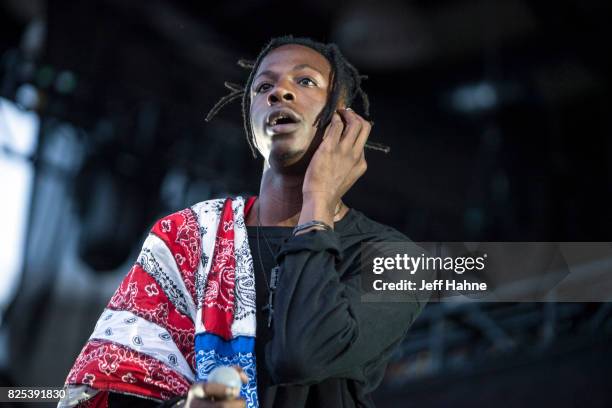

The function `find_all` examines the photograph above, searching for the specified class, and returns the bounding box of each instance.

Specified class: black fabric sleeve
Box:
[107,392,178,407]
[265,229,426,385]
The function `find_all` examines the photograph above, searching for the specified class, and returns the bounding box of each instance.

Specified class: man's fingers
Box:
[208,400,246,408]
[354,117,371,150]
[188,398,246,408]
[337,109,371,168]
[230,365,249,384]
[337,108,363,147]
[189,382,240,400]
[322,112,343,146]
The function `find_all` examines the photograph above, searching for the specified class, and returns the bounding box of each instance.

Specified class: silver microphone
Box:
[208,366,242,396]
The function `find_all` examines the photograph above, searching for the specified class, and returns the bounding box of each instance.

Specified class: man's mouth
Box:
[265,108,302,135]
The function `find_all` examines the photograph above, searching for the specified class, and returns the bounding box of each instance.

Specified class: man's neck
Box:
[251,168,305,227]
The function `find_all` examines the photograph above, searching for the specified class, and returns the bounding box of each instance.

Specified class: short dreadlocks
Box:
[205,35,389,157]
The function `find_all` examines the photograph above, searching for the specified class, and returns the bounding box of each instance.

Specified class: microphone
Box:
[208,366,243,392]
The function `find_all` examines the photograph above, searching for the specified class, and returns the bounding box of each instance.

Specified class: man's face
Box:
[250,44,333,169]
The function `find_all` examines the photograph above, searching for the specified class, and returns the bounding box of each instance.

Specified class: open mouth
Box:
[266,109,301,128]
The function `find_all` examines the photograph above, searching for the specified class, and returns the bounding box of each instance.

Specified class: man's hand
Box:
[183,367,248,408]
[299,108,371,226]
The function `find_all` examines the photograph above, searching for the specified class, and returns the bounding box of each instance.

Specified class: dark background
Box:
[1,0,611,407]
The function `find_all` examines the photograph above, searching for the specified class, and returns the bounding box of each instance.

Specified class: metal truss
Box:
[385,301,612,386]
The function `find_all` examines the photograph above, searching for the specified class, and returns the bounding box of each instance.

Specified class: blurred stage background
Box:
[1,0,611,406]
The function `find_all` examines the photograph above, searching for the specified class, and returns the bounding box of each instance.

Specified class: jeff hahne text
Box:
[371,253,488,292]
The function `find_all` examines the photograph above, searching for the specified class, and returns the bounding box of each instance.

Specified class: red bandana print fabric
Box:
[60,197,258,407]
[202,199,236,340]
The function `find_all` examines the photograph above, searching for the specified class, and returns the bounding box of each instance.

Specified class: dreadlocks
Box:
[205,35,389,157]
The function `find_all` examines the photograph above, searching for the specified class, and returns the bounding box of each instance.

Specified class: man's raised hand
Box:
[299,108,371,226]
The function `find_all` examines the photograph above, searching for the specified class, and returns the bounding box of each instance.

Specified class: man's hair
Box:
[205,36,374,157]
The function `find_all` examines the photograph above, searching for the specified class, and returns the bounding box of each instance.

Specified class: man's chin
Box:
[264,129,321,174]
[269,147,310,174]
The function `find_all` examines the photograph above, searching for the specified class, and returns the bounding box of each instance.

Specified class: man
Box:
[61,36,426,408]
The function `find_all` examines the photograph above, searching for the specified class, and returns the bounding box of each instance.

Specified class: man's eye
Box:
[298,78,317,86]
[255,83,272,93]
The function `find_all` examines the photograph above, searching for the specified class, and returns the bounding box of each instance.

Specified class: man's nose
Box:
[267,86,295,105]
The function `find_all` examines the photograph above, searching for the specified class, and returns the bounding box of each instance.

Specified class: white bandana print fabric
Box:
[191,197,257,338]
[60,196,260,407]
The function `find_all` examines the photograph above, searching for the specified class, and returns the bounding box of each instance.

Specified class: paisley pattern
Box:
[196,334,259,408]
[62,196,260,407]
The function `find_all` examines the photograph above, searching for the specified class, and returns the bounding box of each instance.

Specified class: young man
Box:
[61,36,426,408]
